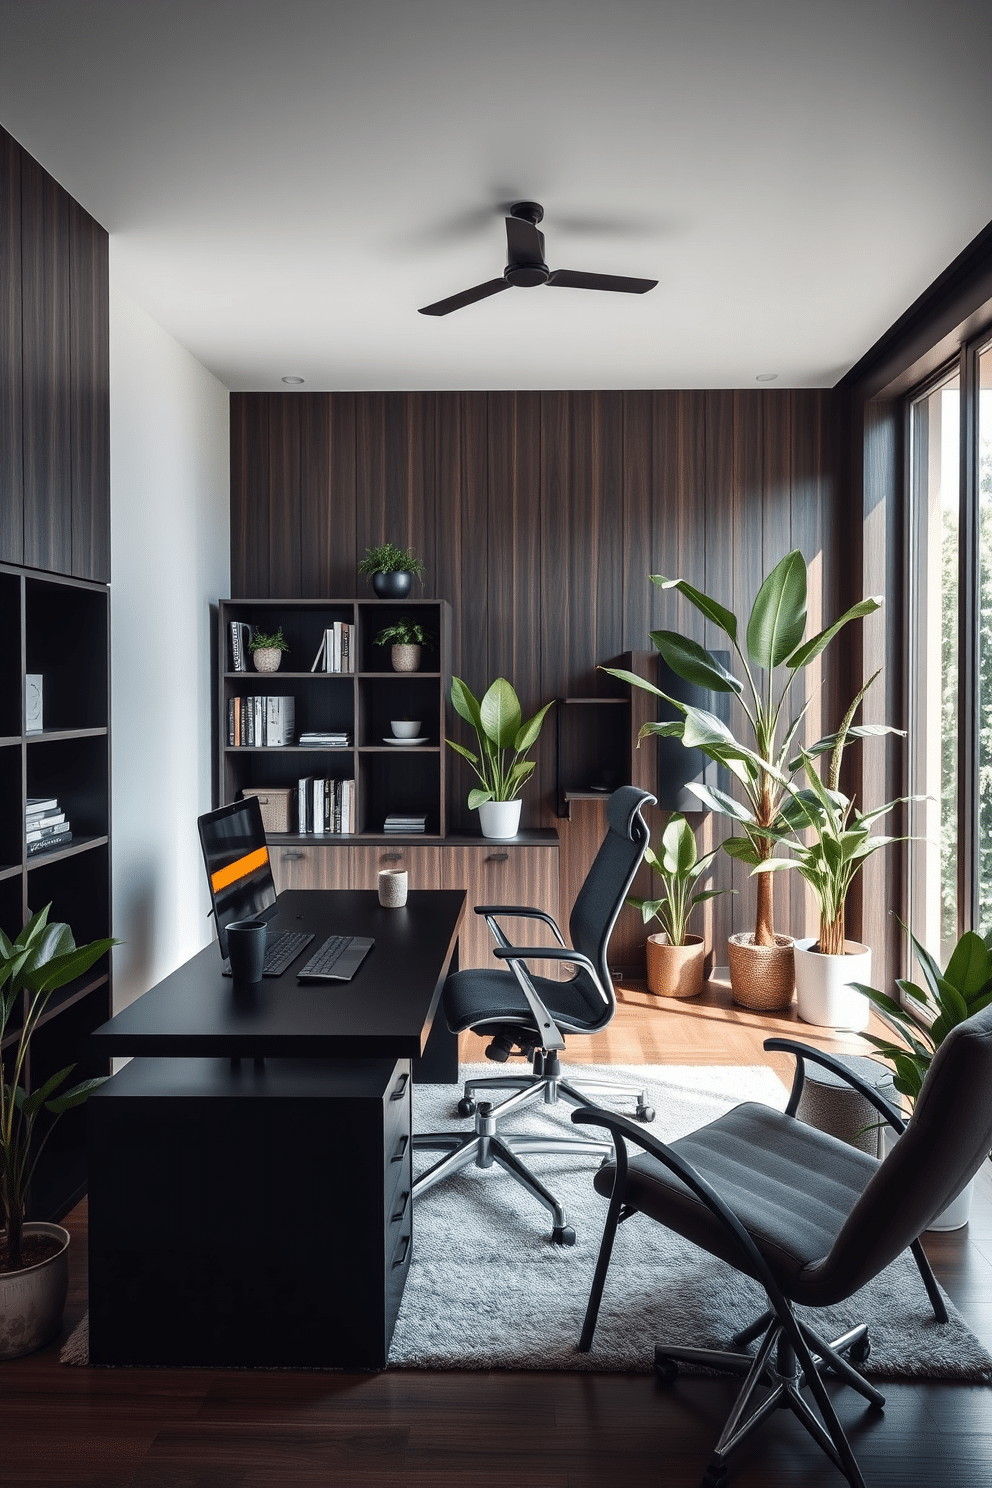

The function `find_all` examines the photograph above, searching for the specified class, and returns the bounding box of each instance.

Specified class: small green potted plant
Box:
[248,626,289,673]
[373,617,435,673]
[358,542,426,599]
[629,814,730,999]
[750,670,907,1029]
[1,905,116,1358]
[446,677,553,839]
[854,921,992,1228]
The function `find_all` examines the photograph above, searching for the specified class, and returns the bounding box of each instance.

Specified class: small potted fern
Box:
[249,627,289,673]
[358,543,426,599]
[373,617,435,673]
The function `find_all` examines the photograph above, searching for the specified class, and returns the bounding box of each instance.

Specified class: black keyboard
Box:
[297,933,374,983]
[224,930,314,978]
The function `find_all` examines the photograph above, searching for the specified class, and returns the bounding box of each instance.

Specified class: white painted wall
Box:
[110,281,229,1010]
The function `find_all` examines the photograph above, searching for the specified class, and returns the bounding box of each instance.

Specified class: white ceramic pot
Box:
[478,799,522,840]
[0,1222,70,1359]
[252,647,282,672]
[794,937,871,1030]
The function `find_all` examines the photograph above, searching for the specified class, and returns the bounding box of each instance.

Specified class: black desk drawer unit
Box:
[88,1055,412,1369]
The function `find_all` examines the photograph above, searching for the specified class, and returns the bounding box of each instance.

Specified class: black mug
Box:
[227,918,267,983]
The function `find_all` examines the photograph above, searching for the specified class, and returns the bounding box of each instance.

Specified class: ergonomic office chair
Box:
[573,1003,992,1488]
[413,785,656,1245]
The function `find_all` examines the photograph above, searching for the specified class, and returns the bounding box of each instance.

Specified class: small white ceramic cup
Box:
[378,868,408,908]
[390,720,421,738]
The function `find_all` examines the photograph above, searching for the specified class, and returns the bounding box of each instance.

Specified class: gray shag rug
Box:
[62,1064,992,1381]
[390,1062,992,1382]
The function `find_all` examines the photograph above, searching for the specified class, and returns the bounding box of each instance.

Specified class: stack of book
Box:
[227,696,295,747]
[26,797,72,856]
[383,813,427,835]
[297,777,356,834]
[298,731,350,747]
[310,623,354,674]
[229,621,251,671]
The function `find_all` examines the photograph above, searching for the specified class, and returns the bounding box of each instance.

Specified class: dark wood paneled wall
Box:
[0,125,109,582]
[231,388,845,964]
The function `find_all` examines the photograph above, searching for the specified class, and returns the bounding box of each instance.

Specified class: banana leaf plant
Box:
[629,813,732,947]
[446,676,554,807]
[1,906,117,1270]
[604,551,881,947]
[854,921,992,1106]
[750,670,910,954]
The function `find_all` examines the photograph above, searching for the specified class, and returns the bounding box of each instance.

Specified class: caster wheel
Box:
[850,1334,871,1365]
[701,1465,728,1488]
[635,1105,655,1123]
[551,1225,576,1246]
[456,1097,477,1118]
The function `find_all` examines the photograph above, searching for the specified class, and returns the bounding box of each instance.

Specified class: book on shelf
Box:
[310,634,326,671]
[298,731,350,746]
[25,808,65,828]
[296,777,356,834]
[227,696,296,747]
[25,797,59,816]
[229,621,251,672]
[27,829,72,855]
[26,816,69,841]
[383,813,427,834]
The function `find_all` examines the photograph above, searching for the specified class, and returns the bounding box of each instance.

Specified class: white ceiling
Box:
[1,0,990,392]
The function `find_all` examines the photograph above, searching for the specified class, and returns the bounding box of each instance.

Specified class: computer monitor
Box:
[198,797,278,960]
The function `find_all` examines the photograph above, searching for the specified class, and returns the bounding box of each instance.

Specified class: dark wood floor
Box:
[4,981,991,1488]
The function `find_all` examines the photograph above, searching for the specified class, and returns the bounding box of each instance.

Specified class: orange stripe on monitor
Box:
[210,846,269,894]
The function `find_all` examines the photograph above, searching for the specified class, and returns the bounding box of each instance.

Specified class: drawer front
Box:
[271,846,351,892]
[441,845,561,975]
[349,845,442,891]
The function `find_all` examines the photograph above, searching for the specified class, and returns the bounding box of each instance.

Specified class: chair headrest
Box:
[607,786,656,840]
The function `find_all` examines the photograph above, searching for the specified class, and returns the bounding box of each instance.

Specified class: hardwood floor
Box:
[4,982,991,1488]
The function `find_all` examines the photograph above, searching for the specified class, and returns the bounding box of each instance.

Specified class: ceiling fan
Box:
[418,201,657,316]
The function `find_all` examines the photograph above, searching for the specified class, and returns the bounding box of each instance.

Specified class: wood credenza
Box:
[270,832,561,972]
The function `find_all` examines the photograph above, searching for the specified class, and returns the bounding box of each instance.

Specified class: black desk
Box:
[87,889,465,1369]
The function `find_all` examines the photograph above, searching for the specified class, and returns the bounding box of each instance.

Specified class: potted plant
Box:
[752,671,905,1029]
[604,550,881,1010]
[446,677,553,839]
[855,922,992,1228]
[373,617,435,673]
[629,814,730,999]
[1,905,116,1358]
[248,626,289,673]
[358,542,426,600]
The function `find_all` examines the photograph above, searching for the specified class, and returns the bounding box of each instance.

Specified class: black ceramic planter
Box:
[372,571,413,599]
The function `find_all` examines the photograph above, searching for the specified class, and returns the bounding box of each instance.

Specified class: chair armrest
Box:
[475,904,567,946]
[763,1037,907,1135]
[492,946,610,1006]
[571,1106,790,1311]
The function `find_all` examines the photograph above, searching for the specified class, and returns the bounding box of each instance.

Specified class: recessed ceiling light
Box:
[755,373,778,383]
[282,375,305,385]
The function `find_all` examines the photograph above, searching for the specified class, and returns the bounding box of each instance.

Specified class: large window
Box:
[910,338,992,957]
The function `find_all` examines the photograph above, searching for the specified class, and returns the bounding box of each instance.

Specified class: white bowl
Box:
[390,720,421,738]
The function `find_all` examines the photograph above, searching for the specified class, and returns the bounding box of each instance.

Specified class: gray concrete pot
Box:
[0,1222,70,1358]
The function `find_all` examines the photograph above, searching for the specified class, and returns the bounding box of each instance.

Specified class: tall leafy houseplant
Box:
[630,814,727,947]
[606,551,881,951]
[755,671,906,953]
[1,907,116,1270]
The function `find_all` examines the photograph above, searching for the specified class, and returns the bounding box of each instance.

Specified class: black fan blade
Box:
[505,215,545,265]
[418,279,509,316]
[548,269,657,294]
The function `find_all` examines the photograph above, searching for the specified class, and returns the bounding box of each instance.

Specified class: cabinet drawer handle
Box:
[382,852,403,862]
[283,851,305,861]
[390,1072,410,1101]
[391,1190,410,1224]
[391,1233,411,1269]
[486,852,509,863]
[391,1134,409,1163]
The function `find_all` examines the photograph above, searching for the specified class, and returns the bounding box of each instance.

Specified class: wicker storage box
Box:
[241,786,294,834]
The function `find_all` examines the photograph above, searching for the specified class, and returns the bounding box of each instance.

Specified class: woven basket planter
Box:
[727,932,795,1011]
[646,933,705,999]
